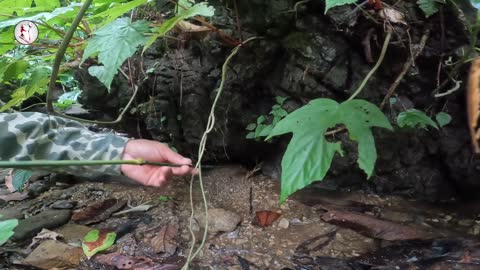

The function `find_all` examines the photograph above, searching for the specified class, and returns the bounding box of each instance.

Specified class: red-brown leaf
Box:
[145,224,178,255]
[72,199,126,225]
[253,210,281,227]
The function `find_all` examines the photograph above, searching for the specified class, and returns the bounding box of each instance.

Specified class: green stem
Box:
[0,160,187,169]
[348,27,392,100]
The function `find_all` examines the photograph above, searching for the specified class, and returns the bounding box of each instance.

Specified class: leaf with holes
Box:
[82,18,149,90]
[267,99,392,203]
[325,0,357,13]
[82,229,116,259]
[397,109,438,130]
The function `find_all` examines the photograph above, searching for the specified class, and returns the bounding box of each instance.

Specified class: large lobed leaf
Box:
[82,18,149,90]
[267,99,392,203]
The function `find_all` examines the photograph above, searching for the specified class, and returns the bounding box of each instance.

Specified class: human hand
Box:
[120,139,194,187]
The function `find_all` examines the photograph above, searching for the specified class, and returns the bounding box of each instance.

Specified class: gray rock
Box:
[195,208,241,234]
[50,200,75,209]
[12,209,71,240]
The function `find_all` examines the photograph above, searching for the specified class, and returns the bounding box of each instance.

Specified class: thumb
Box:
[162,147,192,165]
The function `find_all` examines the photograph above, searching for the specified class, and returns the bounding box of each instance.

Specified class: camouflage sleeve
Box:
[0,112,130,177]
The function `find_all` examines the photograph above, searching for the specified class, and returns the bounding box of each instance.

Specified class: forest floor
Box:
[2,165,480,269]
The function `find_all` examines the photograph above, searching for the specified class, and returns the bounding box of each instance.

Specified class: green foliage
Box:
[246,96,288,140]
[82,229,116,259]
[416,0,446,17]
[435,112,452,127]
[12,170,33,191]
[397,109,438,129]
[0,217,18,246]
[158,195,173,202]
[267,99,392,203]
[143,1,215,52]
[82,18,150,90]
[324,0,357,13]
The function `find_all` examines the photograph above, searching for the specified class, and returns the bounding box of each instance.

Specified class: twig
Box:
[348,27,392,100]
[379,27,430,109]
[0,159,189,169]
[232,0,243,41]
[434,80,462,97]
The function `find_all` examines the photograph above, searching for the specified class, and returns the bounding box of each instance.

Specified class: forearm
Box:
[0,112,129,177]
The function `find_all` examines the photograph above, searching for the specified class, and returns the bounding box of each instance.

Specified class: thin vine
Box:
[182,36,262,270]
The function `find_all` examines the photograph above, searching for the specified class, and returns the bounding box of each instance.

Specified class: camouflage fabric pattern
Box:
[0,112,130,177]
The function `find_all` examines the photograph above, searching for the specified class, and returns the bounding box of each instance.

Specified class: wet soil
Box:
[2,166,480,269]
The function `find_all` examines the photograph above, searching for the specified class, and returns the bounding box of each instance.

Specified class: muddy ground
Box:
[2,165,480,269]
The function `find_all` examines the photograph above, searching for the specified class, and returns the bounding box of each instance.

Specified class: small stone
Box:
[23,240,84,269]
[27,181,51,196]
[444,215,453,222]
[431,219,439,223]
[227,228,240,239]
[55,224,92,245]
[13,209,71,240]
[50,200,75,209]
[290,218,302,224]
[195,208,241,234]
[278,218,289,229]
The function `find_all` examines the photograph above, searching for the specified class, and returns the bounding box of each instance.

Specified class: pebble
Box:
[24,240,84,269]
[195,208,241,234]
[278,218,289,229]
[50,200,75,209]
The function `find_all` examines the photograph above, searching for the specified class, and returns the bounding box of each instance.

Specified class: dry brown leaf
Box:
[4,169,15,192]
[176,21,211,33]
[145,224,178,255]
[378,8,407,25]
[95,252,178,270]
[71,199,126,225]
[0,192,29,202]
[467,58,480,153]
[27,229,63,251]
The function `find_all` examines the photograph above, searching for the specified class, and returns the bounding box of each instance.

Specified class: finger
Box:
[172,165,193,176]
[160,146,192,165]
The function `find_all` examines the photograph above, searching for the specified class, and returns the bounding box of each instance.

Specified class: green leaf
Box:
[158,195,172,202]
[34,0,60,10]
[397,109,438,129]
[257,115,266,125]
[82,229,116,259]
[1,60,29,81]
[416,0,445,17]
[267,99,392,203]
[89,0,150,26]
[435,112,452,127]
[82,18,149,90]
[259,125,273,137]
[246,132,255,139]
[12,170,33,191]
[0,3,82,29]
[143,2,214,52]
[0,219,18,246]
[0,86,27,111]
[325,0,357,13]
[246,123,256,131]
[275,96,287,105]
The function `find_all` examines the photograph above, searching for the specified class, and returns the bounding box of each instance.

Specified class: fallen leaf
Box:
[176,20,211,32]
[145,224,178,255]
[24,240,85,269]
[378,7,407,25]
[321,210,431,241]
[95,252,178,270]
[27,228,63,251]
[82,228,116,259]
[112,204,153,216]
[253,210,281,228]
[5,169,15,192]
[0,192,29,202]
[72,199,126,225]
